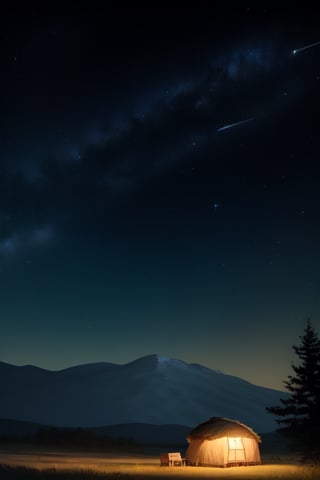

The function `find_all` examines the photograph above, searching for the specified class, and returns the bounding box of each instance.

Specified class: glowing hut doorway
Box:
[227,437,245,463]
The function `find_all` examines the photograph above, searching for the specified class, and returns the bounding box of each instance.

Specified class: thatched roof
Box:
[187,417,261,443]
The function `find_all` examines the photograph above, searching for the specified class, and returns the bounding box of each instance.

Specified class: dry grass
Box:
[0,449,319,479]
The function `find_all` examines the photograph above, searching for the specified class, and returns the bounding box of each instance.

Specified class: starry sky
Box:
[1,4,320,390]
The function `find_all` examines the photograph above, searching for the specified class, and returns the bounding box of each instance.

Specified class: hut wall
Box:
[186,438,227,466]
[185,439,203,465]
[242,437,261,464]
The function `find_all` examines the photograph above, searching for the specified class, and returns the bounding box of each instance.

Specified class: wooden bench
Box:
[160,452,186,466]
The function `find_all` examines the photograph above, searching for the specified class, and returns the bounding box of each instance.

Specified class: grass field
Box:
[0,449,319,479]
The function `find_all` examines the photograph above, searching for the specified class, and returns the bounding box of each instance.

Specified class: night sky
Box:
[1,4,320,390]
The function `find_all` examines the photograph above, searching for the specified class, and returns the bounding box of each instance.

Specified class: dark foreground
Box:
[0,463,319,480]
[0,445,319,480]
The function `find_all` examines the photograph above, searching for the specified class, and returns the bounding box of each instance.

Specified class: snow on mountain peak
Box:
[155,354,187,368]
[156,354,171,363]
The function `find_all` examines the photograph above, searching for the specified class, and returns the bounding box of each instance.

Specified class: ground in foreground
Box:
[0,449,318,479]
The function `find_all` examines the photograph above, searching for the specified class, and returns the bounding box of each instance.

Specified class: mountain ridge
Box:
[0,354,285,432]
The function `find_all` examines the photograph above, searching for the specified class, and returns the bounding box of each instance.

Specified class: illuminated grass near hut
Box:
[0,451,319,479]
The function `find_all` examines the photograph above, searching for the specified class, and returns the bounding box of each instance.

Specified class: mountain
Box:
[0,355,285,432]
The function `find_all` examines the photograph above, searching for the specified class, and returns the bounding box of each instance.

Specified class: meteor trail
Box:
[292,40,320,55]
[216,117,256,132]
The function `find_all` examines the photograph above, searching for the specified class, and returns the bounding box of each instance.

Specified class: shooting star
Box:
[292,40,320,55]
[216,117,256,132]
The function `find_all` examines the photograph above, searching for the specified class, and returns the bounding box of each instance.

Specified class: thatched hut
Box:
[185,417,261,467]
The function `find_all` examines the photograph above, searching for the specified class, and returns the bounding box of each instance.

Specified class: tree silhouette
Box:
[266,319,320,463]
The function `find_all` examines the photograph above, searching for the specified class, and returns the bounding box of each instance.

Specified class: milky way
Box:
[1,5,320,390]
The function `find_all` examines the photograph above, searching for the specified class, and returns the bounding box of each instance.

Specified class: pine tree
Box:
[266,319,320,463]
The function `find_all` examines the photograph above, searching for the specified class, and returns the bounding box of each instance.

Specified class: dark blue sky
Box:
[1,4,320,389]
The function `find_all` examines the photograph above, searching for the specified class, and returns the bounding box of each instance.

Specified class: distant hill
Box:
[0,354,286,432]
[94,422,192,446]
[0,418,291,454]
[0,418,190,446]
[0,418,45,438]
